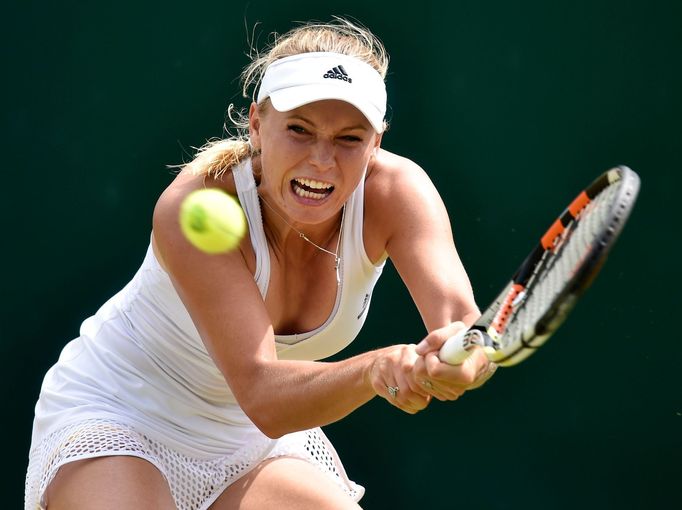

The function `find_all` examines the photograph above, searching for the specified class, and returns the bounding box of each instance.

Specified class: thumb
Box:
[415,322,467,355]
[415,334,437,355]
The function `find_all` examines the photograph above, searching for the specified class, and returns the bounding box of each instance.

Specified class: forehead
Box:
[268,99,372,130]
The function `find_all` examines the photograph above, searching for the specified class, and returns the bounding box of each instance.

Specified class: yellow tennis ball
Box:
[179,188,247,254]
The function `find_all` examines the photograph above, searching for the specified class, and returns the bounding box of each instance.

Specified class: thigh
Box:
[45,455,176,510]
[211,457,361,510]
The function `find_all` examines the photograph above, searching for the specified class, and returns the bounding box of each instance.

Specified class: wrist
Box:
[361,349,383,397]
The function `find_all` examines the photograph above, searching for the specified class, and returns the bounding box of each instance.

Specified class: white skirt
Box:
[24,418,364,510]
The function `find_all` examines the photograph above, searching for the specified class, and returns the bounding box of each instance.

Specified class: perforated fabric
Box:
[25,419,363,510]
[268,427,363,501]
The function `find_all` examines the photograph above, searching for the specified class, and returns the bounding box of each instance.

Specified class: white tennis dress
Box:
[25,159,387,510]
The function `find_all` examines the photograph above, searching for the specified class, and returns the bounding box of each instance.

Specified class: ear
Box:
[372,133,383,155]
[248,102,262,150]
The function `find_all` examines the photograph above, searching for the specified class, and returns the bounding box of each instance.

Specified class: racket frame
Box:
[440,166,640,367]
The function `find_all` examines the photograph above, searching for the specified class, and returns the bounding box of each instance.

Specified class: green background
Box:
[4,1,680,508]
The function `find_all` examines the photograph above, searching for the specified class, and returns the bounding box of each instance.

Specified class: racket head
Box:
[479,166,640,366]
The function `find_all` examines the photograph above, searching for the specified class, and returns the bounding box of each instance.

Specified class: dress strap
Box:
[232,158,270,298]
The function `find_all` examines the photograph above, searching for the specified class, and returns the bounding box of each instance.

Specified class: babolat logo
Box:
[323,65,352,83]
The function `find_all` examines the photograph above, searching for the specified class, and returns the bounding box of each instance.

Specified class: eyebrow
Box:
[286,114,369,132]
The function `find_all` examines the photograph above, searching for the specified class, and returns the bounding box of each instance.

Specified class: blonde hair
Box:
[184,17,389,179]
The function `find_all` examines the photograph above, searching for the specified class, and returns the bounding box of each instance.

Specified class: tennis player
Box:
[25,17,495,510]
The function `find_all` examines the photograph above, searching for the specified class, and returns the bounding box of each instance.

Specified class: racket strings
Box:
[500,181,620,353]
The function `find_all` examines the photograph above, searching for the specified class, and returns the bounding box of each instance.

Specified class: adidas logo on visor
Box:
[323,65,352,83]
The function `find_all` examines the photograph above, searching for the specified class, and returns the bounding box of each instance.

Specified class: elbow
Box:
[245,407,287,439]
[228,363,295,439]
[238,394,289,439]
[258,424,286,440]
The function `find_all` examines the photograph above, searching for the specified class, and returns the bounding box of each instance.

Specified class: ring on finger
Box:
[387,386,399,398]
[422,380,434,390]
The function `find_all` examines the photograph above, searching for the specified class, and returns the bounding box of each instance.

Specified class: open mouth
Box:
[291,178,334,200]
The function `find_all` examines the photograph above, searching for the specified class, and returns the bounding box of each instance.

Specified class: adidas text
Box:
[323,65,352,83]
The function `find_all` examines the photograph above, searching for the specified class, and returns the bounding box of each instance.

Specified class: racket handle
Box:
[438,329,485,365]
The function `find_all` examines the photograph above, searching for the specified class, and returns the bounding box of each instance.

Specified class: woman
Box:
[25,18,494,510]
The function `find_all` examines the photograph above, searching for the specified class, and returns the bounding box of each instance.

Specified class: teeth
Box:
[294,185,326,200]
[292,177,333,201]
[295,178,333,190]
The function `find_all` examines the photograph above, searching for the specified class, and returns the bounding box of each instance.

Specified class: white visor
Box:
[256,52,387,133]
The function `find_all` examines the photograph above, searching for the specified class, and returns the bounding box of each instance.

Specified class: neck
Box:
[259,194,338,241]
[258,195,345,284]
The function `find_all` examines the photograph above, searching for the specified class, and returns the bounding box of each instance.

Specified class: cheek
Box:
[262,130,304,162]
[258,144,308,194]
[352,137,379,163]
[339,145,374,172]
[338,153,371,190]
[259,135,291,172]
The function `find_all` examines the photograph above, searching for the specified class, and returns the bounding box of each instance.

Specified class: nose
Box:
[309,139,335,172]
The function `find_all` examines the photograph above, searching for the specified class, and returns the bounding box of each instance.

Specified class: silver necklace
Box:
[259,196,345,285]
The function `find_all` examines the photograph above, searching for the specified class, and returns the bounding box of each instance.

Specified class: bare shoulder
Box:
[365,149,432,196]
[154,169,238,225]
[149,167,278,404]
[365,149,443,216]
[363,149,446,262]
[152,168,245,271]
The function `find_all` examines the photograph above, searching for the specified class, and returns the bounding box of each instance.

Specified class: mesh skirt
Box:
[24,419,364,510]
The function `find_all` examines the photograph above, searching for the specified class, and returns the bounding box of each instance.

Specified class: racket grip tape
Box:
[438,329,485,365]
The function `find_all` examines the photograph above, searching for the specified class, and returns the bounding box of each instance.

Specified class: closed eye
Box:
[287,124,308,135]
[340,135,363,142]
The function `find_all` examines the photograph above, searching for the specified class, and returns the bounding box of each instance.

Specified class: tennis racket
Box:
[439,165,640,367]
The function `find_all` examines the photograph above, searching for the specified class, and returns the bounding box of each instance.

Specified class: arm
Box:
[365,151,493,398]
[152,174,428,438]
[365,151,480,330]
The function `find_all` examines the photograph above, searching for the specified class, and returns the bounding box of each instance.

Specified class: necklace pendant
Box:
[335,257,341,285]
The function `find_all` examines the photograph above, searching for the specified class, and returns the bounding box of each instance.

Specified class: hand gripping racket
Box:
[439,166,640,366]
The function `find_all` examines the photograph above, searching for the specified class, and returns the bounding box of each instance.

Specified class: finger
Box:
[394,373,430,413]
[415,321,467,355]
[405,376,431,399]
[386,387,424,414]
[468,362,498,390]
[424,348,487,386]
[411,357,448,401]
[423,352,473,386]
[414,379,452,402]
[384,382,400,401]
[401,392,430,413]
[420,351,482,401]
[415,356,465,401]
[401,346,431,399]
[408,348,457,403]
[427,376,467,401]
[465,347,494,383]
